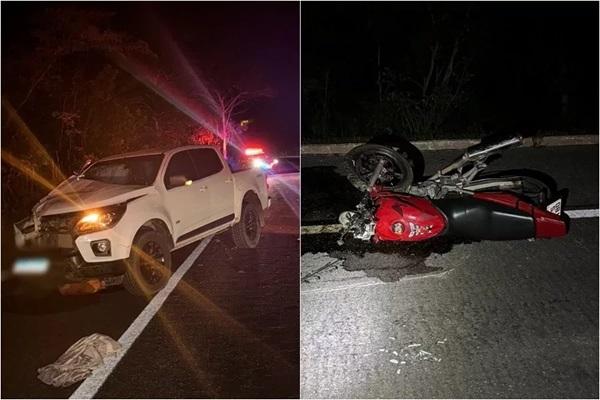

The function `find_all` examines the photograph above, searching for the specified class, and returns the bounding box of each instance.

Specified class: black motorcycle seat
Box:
[433,197,535,240]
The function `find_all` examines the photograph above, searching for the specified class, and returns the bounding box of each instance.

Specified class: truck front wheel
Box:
[123,230,172,298]
[232,197,263,249]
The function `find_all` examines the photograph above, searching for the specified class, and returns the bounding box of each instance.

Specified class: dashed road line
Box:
[70,236,213,399]
[565,208,599,218]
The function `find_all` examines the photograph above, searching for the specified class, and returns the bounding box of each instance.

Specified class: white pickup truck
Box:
[13,145,270,297]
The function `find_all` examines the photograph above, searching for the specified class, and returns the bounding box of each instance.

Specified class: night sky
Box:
[302,2,598,139]
[120,2,300,154]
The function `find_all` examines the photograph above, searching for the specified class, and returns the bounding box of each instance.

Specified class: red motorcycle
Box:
[338,135,568,245]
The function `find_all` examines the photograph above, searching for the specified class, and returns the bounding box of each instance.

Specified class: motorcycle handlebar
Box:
[465,135,523,159]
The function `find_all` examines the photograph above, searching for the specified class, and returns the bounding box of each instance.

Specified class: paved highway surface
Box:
[300,145,598,398]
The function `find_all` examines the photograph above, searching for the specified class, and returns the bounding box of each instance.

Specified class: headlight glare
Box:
[74,204,125,235]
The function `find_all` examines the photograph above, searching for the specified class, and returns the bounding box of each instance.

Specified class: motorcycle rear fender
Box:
[471,192,567,239]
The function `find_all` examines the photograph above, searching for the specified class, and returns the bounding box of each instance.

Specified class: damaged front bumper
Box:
[10,217,126,292]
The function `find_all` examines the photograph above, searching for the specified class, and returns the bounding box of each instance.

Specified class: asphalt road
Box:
[1,173,299,399]
[300,145,598,398]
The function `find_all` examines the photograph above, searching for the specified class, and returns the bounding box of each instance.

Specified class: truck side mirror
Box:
[168,175,188,188]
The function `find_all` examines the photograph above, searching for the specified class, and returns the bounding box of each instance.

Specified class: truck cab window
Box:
[188,148,224,179]
[164,151,198,189]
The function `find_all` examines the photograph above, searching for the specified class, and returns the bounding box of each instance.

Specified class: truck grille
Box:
[40,212,80,234]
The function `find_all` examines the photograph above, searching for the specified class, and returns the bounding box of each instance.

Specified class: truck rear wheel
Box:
[232,197,263,248]
[123,230,172,298]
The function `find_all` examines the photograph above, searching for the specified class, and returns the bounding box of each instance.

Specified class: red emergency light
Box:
[244,147,264,156]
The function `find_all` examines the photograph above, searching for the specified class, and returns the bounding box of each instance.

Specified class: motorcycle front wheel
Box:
[346,144,414,192]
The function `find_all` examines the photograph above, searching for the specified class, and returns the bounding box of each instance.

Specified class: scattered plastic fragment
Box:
[406,343,421,348]
[400,360,406,365]
[436,338,448,344]
[390,359,399,364]
[396,368,401,374]
[392,351,398,356]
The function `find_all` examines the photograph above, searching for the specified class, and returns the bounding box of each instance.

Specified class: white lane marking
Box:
[301,224,343,235]
[565,209,599,218]
[70,236,213,399]
[301,208,599,235]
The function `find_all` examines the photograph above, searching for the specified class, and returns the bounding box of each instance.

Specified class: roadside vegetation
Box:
[302,5,598,144]
[1,7,253,223]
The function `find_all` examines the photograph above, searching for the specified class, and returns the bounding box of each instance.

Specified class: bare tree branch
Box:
[423,42,439,97]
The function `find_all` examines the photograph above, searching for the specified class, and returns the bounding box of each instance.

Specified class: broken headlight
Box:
[74,203,127,235]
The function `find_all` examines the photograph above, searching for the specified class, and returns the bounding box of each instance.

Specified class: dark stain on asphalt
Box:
[302,233,456,282]
[338,252,443,282]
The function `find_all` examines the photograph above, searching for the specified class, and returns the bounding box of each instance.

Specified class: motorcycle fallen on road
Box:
[338,135,568,245]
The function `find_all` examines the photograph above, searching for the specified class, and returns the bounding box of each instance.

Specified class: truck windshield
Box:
[82,154,164,186]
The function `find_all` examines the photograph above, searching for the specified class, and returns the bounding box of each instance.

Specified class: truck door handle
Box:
[225,178,232,183]
[198,185,208,192]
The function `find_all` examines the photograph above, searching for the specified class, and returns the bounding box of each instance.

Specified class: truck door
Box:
[162,150,207,240]
[188,148,235,225]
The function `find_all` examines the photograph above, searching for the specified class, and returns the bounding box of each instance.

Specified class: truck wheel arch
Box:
[136,219,174,248]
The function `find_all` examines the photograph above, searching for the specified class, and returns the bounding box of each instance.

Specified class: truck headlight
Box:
[74,204,126,235]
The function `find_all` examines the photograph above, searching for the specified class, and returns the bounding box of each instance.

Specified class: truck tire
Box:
[232,196,263,248]
[123,230,172,298]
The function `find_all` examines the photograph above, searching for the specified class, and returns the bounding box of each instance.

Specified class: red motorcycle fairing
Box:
[472,192,567,238]
[371,189,567,243]
[372,192,446,242]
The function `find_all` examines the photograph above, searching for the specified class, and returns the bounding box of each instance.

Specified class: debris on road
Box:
[37,333,121,387]
[300,252,343,282]
[380,339,444,371]
[301,260,341,282]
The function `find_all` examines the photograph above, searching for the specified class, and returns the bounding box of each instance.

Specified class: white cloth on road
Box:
[37,333,121,387]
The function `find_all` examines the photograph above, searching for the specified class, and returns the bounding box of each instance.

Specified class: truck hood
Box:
[33,177,155,217]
